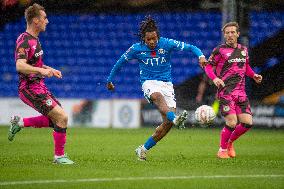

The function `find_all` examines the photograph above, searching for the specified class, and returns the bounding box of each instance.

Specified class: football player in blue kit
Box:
[107,16,207,161]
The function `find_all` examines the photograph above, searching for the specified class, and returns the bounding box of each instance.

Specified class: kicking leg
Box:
[135,93,175,161]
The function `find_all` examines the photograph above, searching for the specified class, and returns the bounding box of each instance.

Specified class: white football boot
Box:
[135,145,147,161]
[173,110,188,129]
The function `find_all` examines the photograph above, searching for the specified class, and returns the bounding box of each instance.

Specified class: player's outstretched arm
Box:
[107,45,136,91]
[107,49,133,90]
[16,59,53,77]
[167,39,205,64]
[43,65,62,79]
[198,55,207,68]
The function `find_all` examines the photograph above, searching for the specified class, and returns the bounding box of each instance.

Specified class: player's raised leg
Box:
[135,92,172,161]
[8,115,54,141]
[8,116,22,141]
[48,105,74,164]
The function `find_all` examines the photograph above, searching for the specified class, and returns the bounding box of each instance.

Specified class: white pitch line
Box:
[0,175,283,186]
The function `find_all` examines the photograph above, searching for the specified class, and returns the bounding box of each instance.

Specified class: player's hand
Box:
[39,68,53,78]
[198,56,207,68]
[107,82,115,91]
[51,69,62,79]
[213,77,225,88]
[253,74,262,84]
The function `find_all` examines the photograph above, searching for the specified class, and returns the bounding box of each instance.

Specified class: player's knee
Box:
[56,113,68,128]
[226,120,238,128]
[245,119,253,126]
[151,92,163,102]
[61,114,68,126]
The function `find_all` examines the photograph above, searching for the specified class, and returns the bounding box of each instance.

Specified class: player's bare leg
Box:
[48,105,74,164]
[135,93,173,161]
[151,92,187,128]
[152,107,175,141]
[237,113,253,125]
[135,93,187,161]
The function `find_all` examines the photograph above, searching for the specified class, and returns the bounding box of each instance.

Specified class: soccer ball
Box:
[195,105,216,124]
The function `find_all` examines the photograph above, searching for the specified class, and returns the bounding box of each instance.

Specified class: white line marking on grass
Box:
[0,175,283,186]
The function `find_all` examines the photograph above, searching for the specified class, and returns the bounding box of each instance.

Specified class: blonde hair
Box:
[24,3,45,25]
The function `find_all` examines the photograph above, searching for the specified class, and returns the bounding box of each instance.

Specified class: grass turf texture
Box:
[0,126,283,189]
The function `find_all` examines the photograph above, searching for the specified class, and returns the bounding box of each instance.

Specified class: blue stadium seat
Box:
[0,12,282,98]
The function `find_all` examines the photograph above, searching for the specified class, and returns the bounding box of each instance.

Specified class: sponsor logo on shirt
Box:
[228,58,246,64]
[35,50,43,57]
[141,57,167,66]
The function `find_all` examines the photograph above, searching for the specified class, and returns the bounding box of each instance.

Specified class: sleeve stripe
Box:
[181,42,185,50]
[123,54,128,61]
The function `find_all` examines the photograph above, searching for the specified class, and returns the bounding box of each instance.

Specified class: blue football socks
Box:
[144,136,157,150]
[166,111,176,122]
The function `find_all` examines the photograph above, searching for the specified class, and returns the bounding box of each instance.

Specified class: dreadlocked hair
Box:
[138,15,160,42]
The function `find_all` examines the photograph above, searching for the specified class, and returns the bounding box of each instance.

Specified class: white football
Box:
[195,105,216,124]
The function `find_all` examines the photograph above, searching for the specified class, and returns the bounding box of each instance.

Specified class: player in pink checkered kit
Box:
[9,3,74,164]
[203,22,262,158]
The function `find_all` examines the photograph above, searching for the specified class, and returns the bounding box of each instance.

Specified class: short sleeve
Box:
[15,39,30,60]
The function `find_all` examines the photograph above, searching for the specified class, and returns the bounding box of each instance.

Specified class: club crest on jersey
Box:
[223,105,230,112]
[46,99,52,106]
[158,48,165,54]
[241,50,246,56]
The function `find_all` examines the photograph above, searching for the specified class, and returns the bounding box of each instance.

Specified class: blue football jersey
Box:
[107,37,203,84]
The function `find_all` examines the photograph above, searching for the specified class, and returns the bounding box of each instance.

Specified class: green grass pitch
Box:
[0,126,283,189]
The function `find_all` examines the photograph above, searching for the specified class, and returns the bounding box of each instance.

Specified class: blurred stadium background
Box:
[0,0,283,128]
